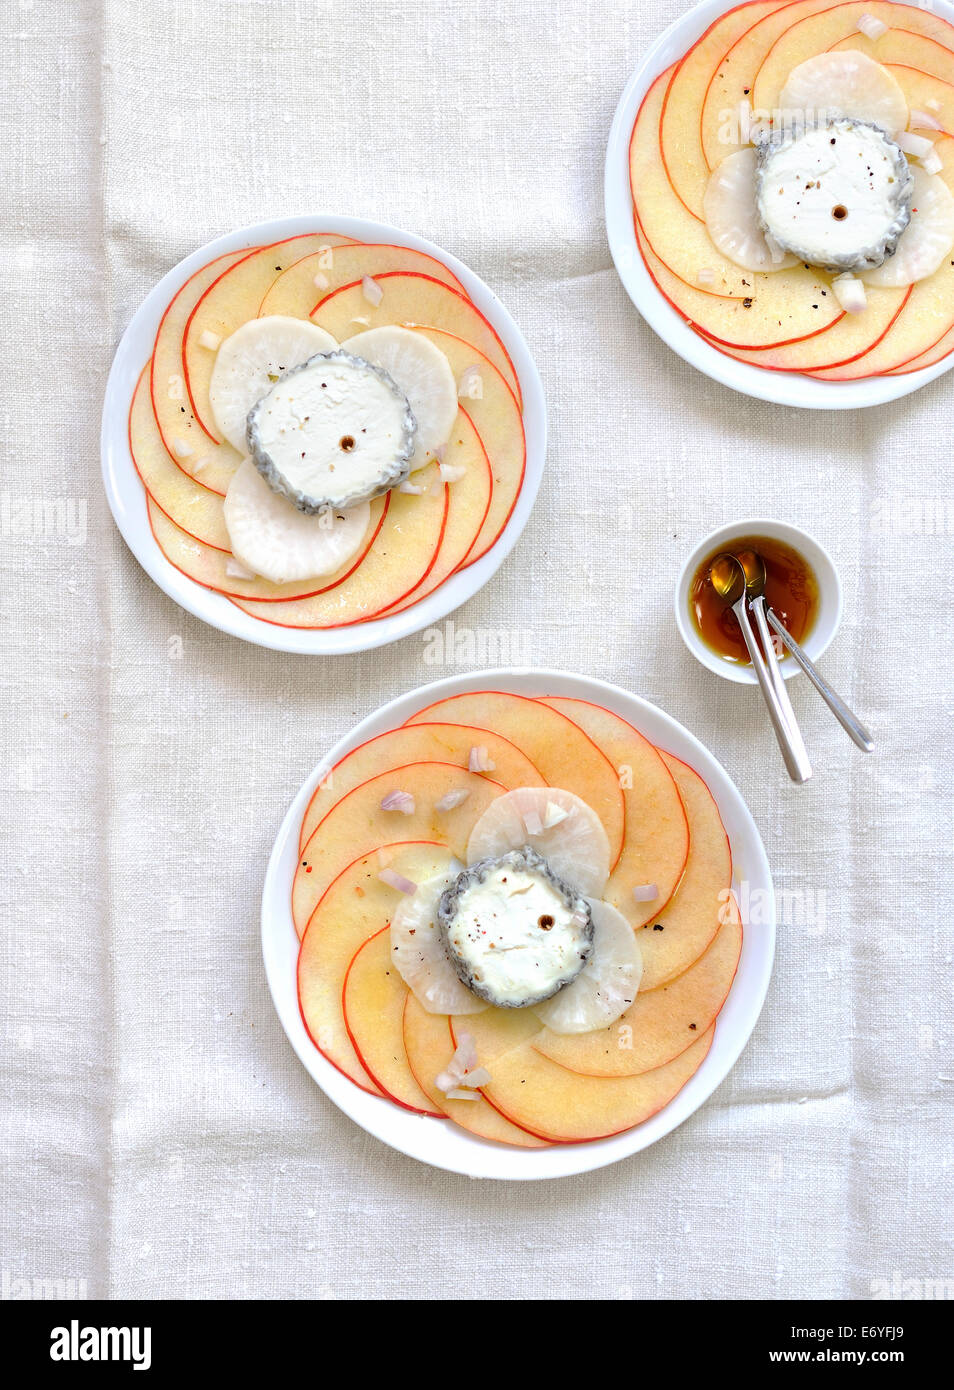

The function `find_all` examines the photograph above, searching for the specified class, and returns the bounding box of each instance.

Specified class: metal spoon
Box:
[735,547,813,768]
[709,553,813,784]
[764,608,874,753]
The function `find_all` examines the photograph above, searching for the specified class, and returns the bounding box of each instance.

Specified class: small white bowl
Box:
[604,0,954,409]
[675,519,843,686]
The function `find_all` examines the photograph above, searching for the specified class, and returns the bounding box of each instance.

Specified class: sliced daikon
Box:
[465,787,611,898]
[863,166,954,287]
[341,326,458,470]
[222,456,370,584]
[209,315,338,452]
[778,51,908,136]
[703,149,797,272]
[533,899,643,1035]
[389,870,489,1016]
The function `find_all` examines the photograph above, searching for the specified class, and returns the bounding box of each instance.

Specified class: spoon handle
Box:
[765,608,874,753]
[733,597,813,784]
[750,594,811,764]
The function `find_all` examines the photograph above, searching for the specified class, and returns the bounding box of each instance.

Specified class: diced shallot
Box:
[522,808,544,836]
[398,480,426,494]
[381,789,416,814]
[445,1088,480,1101]
[632,882,659,903]
[172,436,194,459]
[921,150,944,176]
[198,329,222,351]
[439,462,467,483]
[856,13,888,40]
[910,108,943,132]
[361,275,383,306]
[457,366,483,400]
[377,867,417,895]
[458,1066,492,1087]
[468,746,496,773]
[696,267,717,287]
[435,788,471,812]
[897,130,935,159]
[832,273,867,314]
[543,801,569,829]
[435,1034,480,1093]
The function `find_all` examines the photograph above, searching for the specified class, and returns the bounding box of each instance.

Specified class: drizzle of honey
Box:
[689,534,819,666]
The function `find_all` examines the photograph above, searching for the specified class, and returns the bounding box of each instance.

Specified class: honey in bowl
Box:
[689,534,819,666]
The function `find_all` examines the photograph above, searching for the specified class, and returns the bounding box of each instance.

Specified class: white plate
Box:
[101,216,546,653]
[604,0,954,409]
[262,669,775,1180]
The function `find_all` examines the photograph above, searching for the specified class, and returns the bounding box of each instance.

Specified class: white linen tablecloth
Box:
[1,0,951,1301]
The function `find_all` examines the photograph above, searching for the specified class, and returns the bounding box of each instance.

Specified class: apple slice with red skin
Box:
[660,0,790,220]
[454,1013,715,1143]
[402,995,550,1147]
[342,927,445,1116]
[298,841,452,1094]
[829,31,954,89]
[633,71,844,342]
[310,272,523,409]
[537,696,690,929]
[752,2,954,112]
[405,690,625,871]
[258,241,466,318]
[535,896,742,1077]
[146,492,387,603]
[298,722,545,853]
[229,471,448,628]
[293,762,506,938]
[149,246,251,498]
[405,328,526,568]
[636,753,732,992]
[181,233,356,441]
[129,364,231,550]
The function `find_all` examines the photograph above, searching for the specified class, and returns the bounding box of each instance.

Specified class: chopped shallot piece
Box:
[926,97,943,114]
[361,275,383,306]
[921,150,944,176]
[198,329,222,351]
[632,882,659,903]
[522,808,544,836]
[856,13,888,40]
[445,1088,481,1101]
[377,868,417,895]
[543,801,569,829]
[225,557,255,580]
[398,480,426,494]
[435,1034,481,1094]
[435,788,471,812]
[380,789,416,814]
[350,315,370,328]
[458,1066,492,1087]
[439,462,467,483]
[192,454,213,473]
[910,108,943,132]
[457,365,483,400]
[696,268,717,287]
[832,273,867,315]
[468,746,496,773]
[897,130,935,159]
[172,436,194,459]
[313,271,329,290]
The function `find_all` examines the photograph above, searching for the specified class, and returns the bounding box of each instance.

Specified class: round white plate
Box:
[262,668,775,1180]
[101,216,546,653]
[604,0,954,409]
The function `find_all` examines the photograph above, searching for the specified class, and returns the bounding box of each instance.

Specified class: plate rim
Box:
[100,214,547,653]
[603,0,954,410]
[261,667,776,1180]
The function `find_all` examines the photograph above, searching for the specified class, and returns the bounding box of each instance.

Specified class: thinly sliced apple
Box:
[258,241,466,317]
[146,493,386,602]
[537,697,690,928]
[470,1020,715,1143]
[298,841,451,1092]
[660,0,788,219]
[402,996,549,1147]
[229,475,447,627]
[182,233,355,441]
[753,2,954,113]
[149,246,251,497]
[408,328,526,566]
[342,927,445,1115]
[637,753,732,992]
[535,897,742,1077]
[311,272,523,408]
[405,691,626,870]
[830,32,954,91]
[298,722,545,852]
[886,64,954,133]
[293,763,505,937]
[368,409,492,620]
[633,71,844,340]
[129,364,231,550]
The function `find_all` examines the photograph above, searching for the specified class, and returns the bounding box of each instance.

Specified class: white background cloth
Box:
[1,0,951,1301]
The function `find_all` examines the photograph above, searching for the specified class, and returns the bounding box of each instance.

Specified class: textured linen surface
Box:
[1,0,951,1301]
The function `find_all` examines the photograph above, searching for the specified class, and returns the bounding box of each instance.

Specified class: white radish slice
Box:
[778,51,908,136]
[533,899,642,1035]
[862,167,954,287]
[703,149,797,272]
[465,787,611,898]
[209,315,337,451]
[222,457,369,584]
[390,870,488,1016]
[341,326,458,470]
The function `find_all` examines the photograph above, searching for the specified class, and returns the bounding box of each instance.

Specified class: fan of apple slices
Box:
[634,1,954,379]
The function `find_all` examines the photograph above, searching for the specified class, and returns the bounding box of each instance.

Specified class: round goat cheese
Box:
[438,847,594,1008]
[755,119,913,272]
